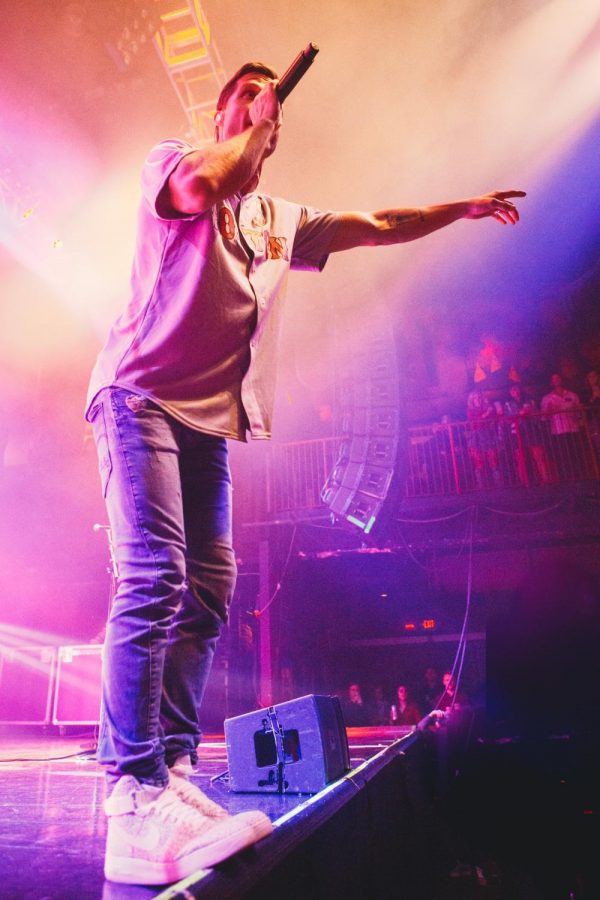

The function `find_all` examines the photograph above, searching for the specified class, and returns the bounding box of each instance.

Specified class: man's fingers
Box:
[251,80,282,126]
[501,205,518,224]
[492,198,520,224]
[467,190,525,222]
[492,209,515,225]
[495,190,527,199]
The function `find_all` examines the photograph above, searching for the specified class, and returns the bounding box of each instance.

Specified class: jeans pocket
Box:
[90,401,113,498]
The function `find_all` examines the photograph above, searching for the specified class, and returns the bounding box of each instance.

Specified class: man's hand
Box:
[464,190,526,224]
[249,80,282,131]
[165,79,282,215]
[249,80,282,161]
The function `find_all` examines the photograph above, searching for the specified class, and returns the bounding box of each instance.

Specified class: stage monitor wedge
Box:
[224,694,350,794]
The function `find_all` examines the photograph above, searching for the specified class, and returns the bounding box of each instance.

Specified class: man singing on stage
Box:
[86,58,524,885]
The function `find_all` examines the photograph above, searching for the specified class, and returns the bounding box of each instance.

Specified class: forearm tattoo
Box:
[384,209,426,228]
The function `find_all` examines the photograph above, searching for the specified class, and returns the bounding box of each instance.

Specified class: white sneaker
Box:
[168,769,229,820]
[104,775,271,885]
[169,762,273,841]
[170,753,196,777]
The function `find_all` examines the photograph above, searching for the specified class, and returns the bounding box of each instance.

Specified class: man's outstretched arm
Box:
[328,191,526,252]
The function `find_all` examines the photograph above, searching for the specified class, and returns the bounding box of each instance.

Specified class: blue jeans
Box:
[89,388,236,787]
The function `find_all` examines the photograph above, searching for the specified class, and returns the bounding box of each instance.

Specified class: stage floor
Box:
[0,726,416,900]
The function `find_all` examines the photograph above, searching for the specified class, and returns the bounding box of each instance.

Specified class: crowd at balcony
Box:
[406,370,600,497]
[235,366,600,519]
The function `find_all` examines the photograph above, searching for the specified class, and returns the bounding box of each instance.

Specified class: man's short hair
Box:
[216,61,279,113]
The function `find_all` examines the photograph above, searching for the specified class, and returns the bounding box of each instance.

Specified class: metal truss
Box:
[152,0,226,143]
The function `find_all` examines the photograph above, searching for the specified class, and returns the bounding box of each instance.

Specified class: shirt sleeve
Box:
[289,204,342,272]
[140,139,197,220]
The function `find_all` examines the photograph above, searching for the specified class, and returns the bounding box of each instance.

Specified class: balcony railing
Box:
[405,409,599,497]
[234,409,600,523]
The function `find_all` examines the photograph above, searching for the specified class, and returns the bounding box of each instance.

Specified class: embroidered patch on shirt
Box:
[240,229,289,260]
[218,206,237,240]
[240,227,266,254]
[267,235,289,260]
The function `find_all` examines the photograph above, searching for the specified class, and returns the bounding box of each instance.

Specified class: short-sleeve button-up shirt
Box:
[86,139,340,440]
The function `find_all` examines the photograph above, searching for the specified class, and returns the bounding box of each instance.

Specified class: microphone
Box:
[276,42,319,103]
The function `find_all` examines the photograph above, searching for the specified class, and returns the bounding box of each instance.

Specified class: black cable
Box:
[0,749,96,763]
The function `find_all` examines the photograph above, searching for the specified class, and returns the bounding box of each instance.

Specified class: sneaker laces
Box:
[169,771,228,818]
[141,787,209,830]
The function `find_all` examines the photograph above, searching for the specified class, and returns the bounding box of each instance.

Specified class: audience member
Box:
[586,369,600,408]
[390,683,421,726]
[502,383,550,485]
[340,682,372,727]
[585,369,600,462]
[438,672,469,713]
[466,388,503,489]
[541,373,583,479]
[419,665,444,713]
[371,684,392,726]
